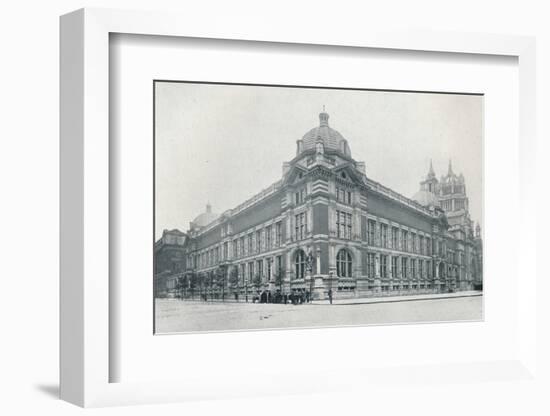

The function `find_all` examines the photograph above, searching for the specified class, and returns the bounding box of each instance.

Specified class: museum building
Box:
[155,111,483,300]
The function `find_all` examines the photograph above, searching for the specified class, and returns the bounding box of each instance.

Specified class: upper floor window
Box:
[336,187,352,204]
[402,230,408,252]
[256,230,262,253]
[380,223,388,248]
[391,227,399,249]
[266,225,272,250]
[275,222,282,246]
[295,212,307,240]
[336,210,352,239]
[295,188,307,205]
[367,219,376,245]
[247,233,253,254]
[411,232,417,253]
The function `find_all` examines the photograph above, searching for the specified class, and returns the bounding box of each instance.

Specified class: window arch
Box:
[336,249,353,278]
[295,250,306,279]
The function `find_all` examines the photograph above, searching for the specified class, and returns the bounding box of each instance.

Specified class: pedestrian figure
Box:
[328,289,333,305]
[305,290,310,303]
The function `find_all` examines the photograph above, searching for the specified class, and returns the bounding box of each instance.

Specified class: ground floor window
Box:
[337,249,353,277]
[295,250,306,279]
[380,254,388,278]
[367,253,375,277]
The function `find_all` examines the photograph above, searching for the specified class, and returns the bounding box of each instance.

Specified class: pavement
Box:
[155,292,483,333]
[311,290,483,306]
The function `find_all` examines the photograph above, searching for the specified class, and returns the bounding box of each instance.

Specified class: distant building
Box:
[154,229,188,297]
[157,111,483,300]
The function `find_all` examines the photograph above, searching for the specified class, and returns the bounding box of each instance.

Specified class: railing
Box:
[363,177,434,216]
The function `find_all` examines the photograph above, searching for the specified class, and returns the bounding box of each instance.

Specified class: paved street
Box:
[155,294,483,334]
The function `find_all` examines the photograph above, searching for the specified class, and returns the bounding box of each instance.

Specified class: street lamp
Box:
[328,271,334,304]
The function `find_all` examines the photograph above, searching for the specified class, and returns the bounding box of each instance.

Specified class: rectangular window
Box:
[392,227,399,249]
[427,260,432,279]
[402,257,408,279]
[240,237,245,257]
[247,233,253,254]
[266,225,272,250]
[380,223,388,248]
[248,262,254,282]
[411,259,416,278]
[367,220,376,245]
[336,210,352,239]
[267,258,272,280]
[402,230,408,252]
[223,242,228,260]
[295,212,307,240]
[367,253,375,278]
[411,233,416,253]
[295,188,306,205]
[336,187,353,204]
[256,230,262,253]
[257,260,263,281]
[275,222,282,246]
[380,255,388,278]
[419,259,424,278]
[419,236,424,255]
[391,256,398,278]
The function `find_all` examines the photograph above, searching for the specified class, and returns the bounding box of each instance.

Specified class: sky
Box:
[155,82,483,240]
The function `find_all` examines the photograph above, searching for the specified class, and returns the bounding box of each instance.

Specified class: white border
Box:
[60,8,537,407]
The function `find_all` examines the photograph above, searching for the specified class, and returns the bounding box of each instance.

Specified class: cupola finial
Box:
[319,108,329,127]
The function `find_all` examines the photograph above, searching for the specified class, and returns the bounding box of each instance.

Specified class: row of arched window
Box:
[294,249,353,279]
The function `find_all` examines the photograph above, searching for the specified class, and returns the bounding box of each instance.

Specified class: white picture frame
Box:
[60,7,537,407]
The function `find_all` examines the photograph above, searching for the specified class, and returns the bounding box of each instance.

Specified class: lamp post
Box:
[306,250,314,302]
[328,271,334,305]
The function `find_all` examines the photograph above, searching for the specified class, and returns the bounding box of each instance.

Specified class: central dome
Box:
[298,112,351,157]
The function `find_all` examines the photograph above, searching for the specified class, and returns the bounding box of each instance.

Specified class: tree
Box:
[197,272,206,300]
[228,267,240,300]
[252,272,262,295]
[188,271,197,300]
[216,266,227,301]
[175,274,187,299]
[274,267,284,292]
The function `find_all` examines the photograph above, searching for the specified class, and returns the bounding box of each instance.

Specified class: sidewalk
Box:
[310,290,482,306]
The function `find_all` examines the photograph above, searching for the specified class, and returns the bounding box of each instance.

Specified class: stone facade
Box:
[157,111,483,300]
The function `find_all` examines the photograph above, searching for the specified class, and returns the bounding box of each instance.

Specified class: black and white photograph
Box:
[153,81,484,334]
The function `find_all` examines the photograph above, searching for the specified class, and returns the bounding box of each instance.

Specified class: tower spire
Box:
[428,159,435,178]
[448,159,454,176]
